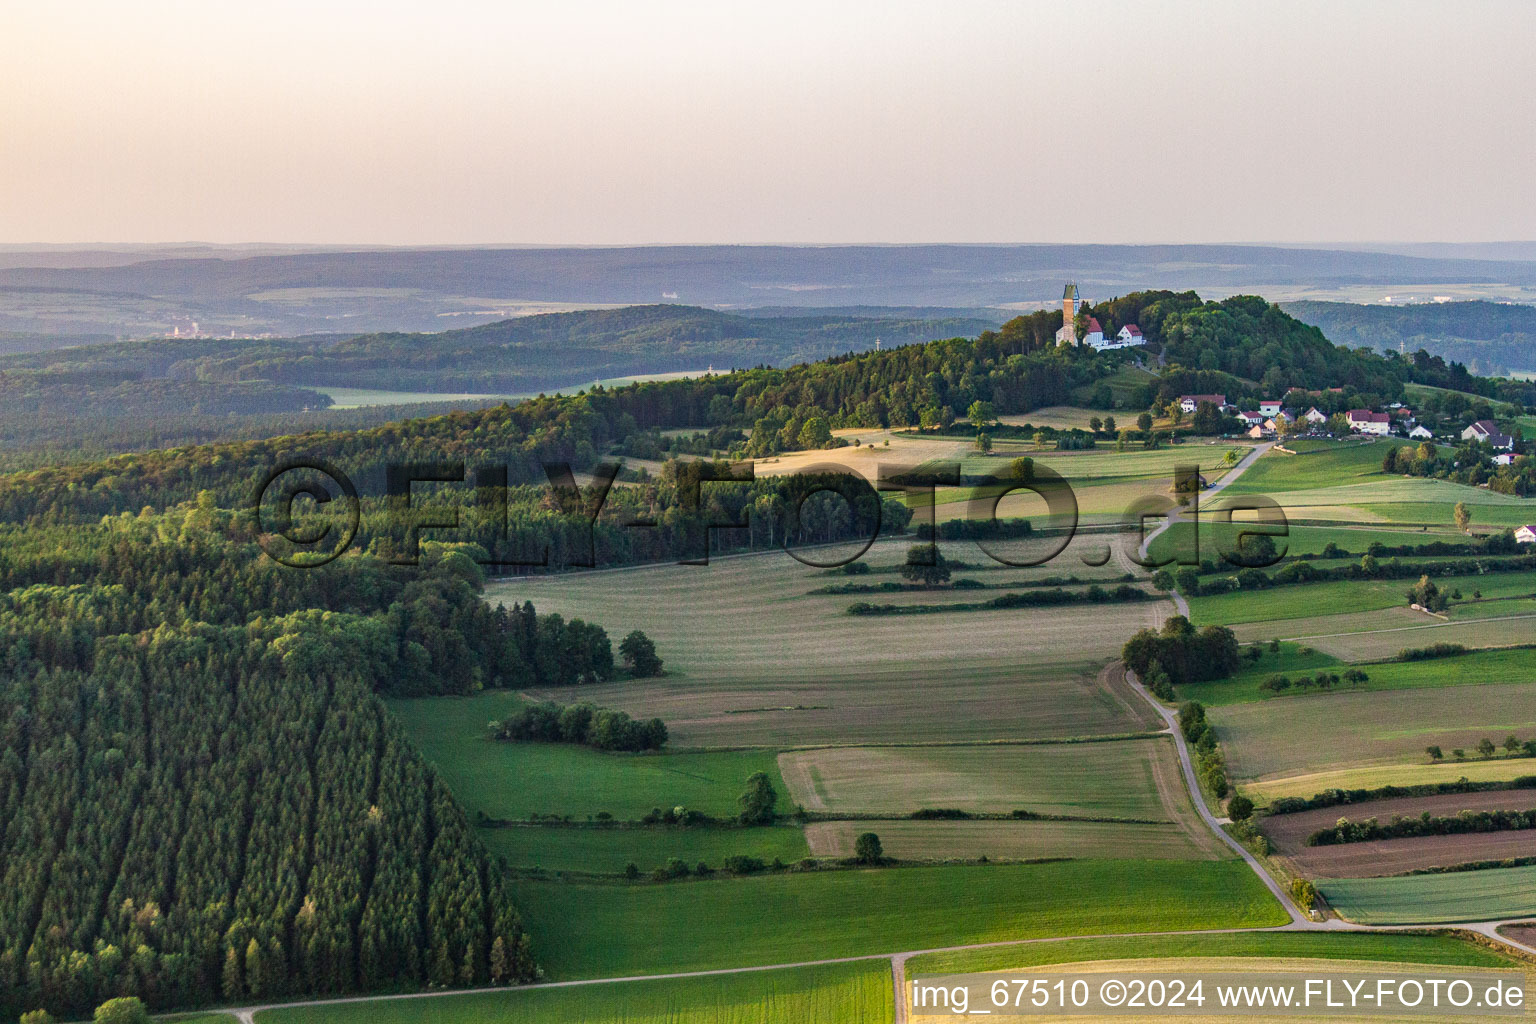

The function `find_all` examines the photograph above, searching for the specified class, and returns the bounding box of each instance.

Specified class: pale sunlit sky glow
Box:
[2,0,1534,244]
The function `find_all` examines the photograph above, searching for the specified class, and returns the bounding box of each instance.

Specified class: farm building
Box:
[1515,525,1536,545]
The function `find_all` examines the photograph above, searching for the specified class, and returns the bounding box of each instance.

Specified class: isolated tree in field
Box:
[899,544,951,587]
[1089,416,1103,433]
[1103,415,1116,433]
[1033,430,1049,450]
[967,400,995,431]
[1478,737,1497,759]
[1406,574,1446,611]
[1505,735,1522,755]
[798,416,833,449]
[739,771,778,825]
[93,1000,149,1024]
[619,630,663,677]
[975,432,992,453]
[854,832,884,864]
[1009,456,1034,481]
[1137,411,1154,432]
[1116,429,1131,452]
[1453,748,1466,761]
[1454,501,1472,533]
[1425,745,1443,762]
[1227,793,1254,821]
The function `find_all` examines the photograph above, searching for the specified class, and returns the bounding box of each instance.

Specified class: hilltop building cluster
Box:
[1054,283,1147,351]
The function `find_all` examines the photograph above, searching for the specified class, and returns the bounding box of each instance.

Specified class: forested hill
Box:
[1284,300,1536,377]
[0,304,999,393]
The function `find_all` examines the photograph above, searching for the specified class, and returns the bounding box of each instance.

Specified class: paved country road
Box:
[227,440,1536,1024]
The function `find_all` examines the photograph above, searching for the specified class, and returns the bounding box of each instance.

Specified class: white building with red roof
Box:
[1346,409,1390,435]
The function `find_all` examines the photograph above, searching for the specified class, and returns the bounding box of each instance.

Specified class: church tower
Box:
[1056,282,1079,346]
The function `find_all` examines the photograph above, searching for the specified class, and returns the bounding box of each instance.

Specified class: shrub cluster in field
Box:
[1424,736,1536,764]
[1124,616,1241,688]
[851,582,1148,616]
[1308,807,1536,847]
[488,701,668,752]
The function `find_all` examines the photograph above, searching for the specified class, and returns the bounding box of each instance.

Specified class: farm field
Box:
[1319,865,1536,924]
[1286,830,1536,879]
[1246,760,1536,808]
[804,817,1221,861]
[905,929,1521,975]
[1228,607,1536,661]
[255,961,892,1024]
[1220,438,1412,494]
[387,693,790,820]
[1186,571,1535,627]
[1263,790,1536,854]
[488,543,1166,747]
[481,823,811,875]
[1145,520,1465,566]
[509,860,1285,979]
[777,739,1182,818]
[1209,680,1536,780]
[1178,646,1536,706]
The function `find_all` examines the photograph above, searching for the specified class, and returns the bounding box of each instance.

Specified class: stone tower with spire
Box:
[1055,282,1080,346]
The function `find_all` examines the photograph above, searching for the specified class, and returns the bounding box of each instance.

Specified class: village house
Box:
[1461,420,1515,450]
[1237,410,1265,428]
[1258,400,1283,417]
[1409,424,1434,440]
[1493,453,1517,466]
[1345,409,1391,435]
[1179,393,1229,414]
[1303,407,1328,425]
[1515,525,1536,545]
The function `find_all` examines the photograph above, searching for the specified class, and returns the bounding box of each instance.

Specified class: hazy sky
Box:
[3,0,1534,244]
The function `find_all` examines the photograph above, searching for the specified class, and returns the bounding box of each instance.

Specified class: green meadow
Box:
[1186,571,1535,627]
[1177,646,1536,706]
[255,961,892,1024]
[1320,865,1536,925]
[387,693,790,821]
[510,860,1284,979]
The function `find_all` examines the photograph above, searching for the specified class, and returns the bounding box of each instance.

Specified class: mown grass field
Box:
[777,739,1181,818]
[906,929,1521,974]
[804,818,1221,861]
[255,961,892,1024]
[487,542,1165,747]
[509,860,1284,979]
[1147,520,1463,567]
[1178,646,1536,706]
[1209,680,1536,781]
[1221,438,1412,495]
[388,693,790,820]
[1319,865,1536,924]
[482,823,810,875]
[1228,606,1536,661]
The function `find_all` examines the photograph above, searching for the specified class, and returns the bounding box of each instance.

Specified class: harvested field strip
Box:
[1180,645,1536,706]
[1248,761,1536,808]
[1263,789,1536,854]
[1319,864,1536,924]
[777,739,1182,818]
[804,818,1223,861]
[1287,831,1536,879]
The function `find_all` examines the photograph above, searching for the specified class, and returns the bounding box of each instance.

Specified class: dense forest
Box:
[1285,299,1536,378]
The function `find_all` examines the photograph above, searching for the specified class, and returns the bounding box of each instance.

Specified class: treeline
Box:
[488,701,668,753]
[1178,701,1229,799]
[1266,776,1536,816]
[1308,807,1536,847]
[1382,442,1533,497]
